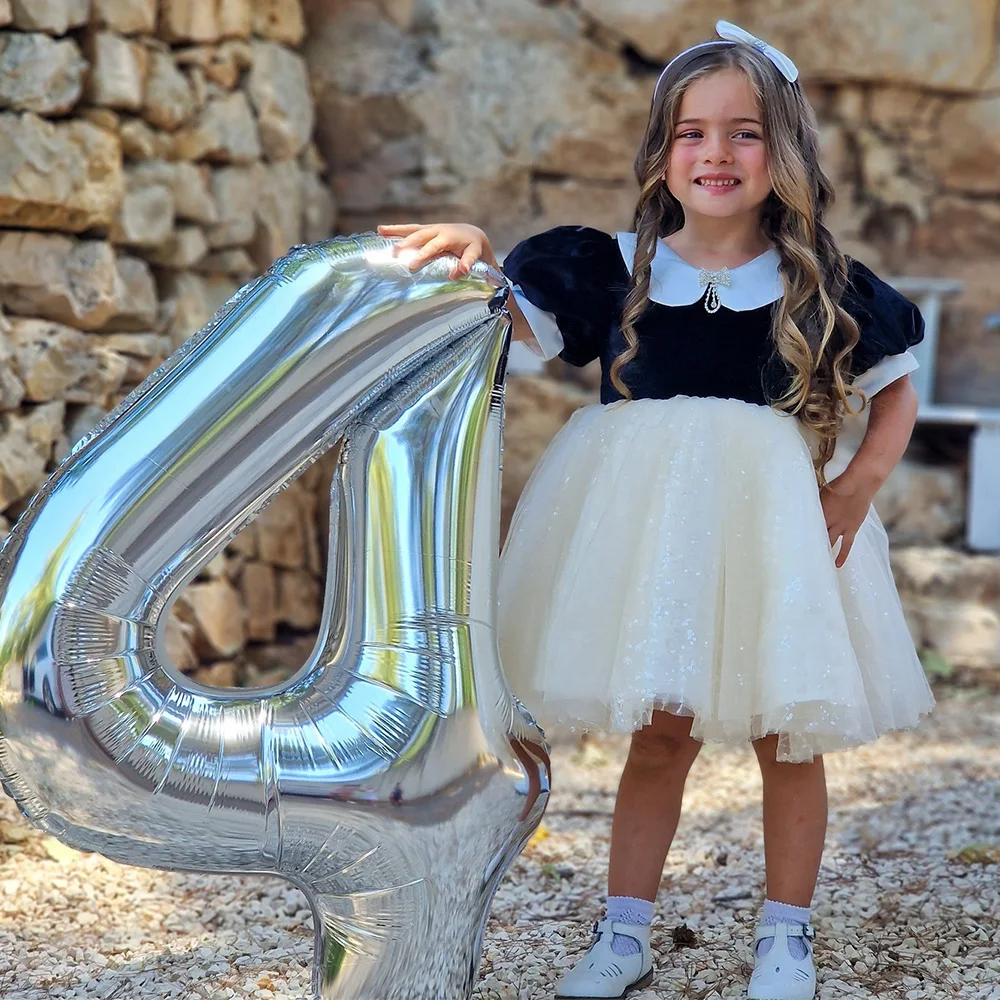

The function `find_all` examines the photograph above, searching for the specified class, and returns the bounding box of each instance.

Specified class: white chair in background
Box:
[888,276,1000,552]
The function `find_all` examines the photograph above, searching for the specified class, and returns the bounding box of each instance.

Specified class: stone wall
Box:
[0,0,337,688]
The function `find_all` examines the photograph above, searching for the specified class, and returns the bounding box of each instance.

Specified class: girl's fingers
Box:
[835,530,857,568]
[458,245,481,274]
[394,230,438,251]
[406,235,449,269]
[377,224,423,234]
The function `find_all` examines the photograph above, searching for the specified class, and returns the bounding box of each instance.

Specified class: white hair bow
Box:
[654,19,799,100]
[715,20,799,82]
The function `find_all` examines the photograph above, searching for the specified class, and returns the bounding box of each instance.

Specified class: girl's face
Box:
[663,68,773,223]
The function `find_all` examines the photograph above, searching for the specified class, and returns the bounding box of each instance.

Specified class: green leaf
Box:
[920,649,954,678]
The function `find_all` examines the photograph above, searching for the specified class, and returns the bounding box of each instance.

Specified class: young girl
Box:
[379,20,934,1000]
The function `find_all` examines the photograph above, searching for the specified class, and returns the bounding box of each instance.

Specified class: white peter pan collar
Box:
[614,231,785,311]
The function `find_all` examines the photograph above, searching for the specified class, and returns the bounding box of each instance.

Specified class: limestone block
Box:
[172,90,261,162]
[249,158,301,270]
[250,0,304,45]
[301,165,335,243]
[255,478,310,569]
[142,48,196,129]
[749,0,997,91]
[141,224,208,268]
[873,459,965,547]
[84,29,148,111]
[175,40,252,90]
[195,247,255,276]
[79,107,121,136]
[6,317,99,401]
[855,125,930,222]
[206,163,258,247]
[6,399,65,466]
[191,660,239,686]
[274,567,321,630]
[0,416,46,506]
[9,0,89,35]
[240,559,277,641]
[174,578,246,658]
[109,253,158,330]
[0,31,87,114]
[92,0,157,34]
[0,113,124,232]
[0,328,26,411]
[71,344,129,406]
[908,599,1000,672]
[246,39,312,161]
[917,95,1000,194]
[158,0,251,44]
[110,181,174,247]
[128,159,217,223]
[98,331,169,357]
[0,232,122,329]
[164,611,199,673]
[120,115,175,159]
[891,547,1000,605]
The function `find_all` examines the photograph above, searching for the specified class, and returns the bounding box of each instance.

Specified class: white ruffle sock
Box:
[605,895,655,957]
[756,898,811,959]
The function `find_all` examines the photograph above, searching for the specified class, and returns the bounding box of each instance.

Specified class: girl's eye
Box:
[676,131,761,140]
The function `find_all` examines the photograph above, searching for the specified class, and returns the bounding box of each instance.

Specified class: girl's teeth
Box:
[698,179,739,186]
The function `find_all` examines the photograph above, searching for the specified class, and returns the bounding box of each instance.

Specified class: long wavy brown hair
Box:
[610,41,863,487]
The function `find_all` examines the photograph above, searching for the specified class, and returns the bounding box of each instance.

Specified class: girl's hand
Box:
[376,223,493,280]
[819,470,878,569]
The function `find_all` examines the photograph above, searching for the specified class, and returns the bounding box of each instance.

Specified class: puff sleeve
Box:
[501,225,621,367]
[842,257,925,397]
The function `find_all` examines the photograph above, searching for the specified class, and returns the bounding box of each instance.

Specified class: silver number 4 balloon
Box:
[0,235,551,999]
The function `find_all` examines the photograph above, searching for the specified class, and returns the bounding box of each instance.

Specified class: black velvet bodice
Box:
[502,226,926,407]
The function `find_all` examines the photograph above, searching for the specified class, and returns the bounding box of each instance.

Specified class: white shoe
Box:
[554,918,654,998]
[746,921,817,1000]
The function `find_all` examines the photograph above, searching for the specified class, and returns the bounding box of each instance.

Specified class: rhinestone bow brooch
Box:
[698,266,731,313]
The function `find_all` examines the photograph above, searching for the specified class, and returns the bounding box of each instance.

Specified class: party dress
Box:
[496,226,935,762]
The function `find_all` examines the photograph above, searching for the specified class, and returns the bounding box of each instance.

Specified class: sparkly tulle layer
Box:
[496,395,935,763]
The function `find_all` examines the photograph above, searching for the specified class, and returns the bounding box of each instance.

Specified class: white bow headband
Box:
[654,20,799,101]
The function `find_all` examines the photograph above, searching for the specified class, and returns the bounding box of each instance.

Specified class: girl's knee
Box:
[629,712,702,768]
[753,735,824,770]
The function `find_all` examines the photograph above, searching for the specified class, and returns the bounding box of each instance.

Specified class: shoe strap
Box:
[755,921,816,941]
[592,917,649,947]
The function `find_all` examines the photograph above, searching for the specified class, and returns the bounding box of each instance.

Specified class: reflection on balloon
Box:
[0,235,551,999]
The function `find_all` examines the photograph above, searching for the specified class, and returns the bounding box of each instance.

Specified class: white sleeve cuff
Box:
[511,284,565,361]
[851,350,919,398]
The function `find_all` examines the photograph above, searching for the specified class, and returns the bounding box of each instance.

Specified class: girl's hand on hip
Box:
[376,223,493,280]
[820,472,877,569]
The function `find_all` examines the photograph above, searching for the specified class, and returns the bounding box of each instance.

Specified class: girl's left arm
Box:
[846,374,920,488]
[821,374,919,567]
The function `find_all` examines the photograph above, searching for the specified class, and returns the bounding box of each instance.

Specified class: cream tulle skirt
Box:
[496,395,935,762]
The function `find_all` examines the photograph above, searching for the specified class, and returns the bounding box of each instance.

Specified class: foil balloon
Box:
[0,235,551,999]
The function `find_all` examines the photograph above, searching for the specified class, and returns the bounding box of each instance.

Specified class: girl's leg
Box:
[608,710,704,901]
[751,735,828,906]
[553,714,700,995]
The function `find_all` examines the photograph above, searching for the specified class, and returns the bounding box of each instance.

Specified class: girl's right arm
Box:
[376,223,538,347]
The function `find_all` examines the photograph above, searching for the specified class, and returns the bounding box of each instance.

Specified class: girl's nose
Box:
[705,141,734,162]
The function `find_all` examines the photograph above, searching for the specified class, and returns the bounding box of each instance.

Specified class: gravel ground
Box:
[1,684,998,1000]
